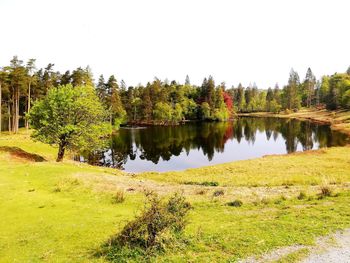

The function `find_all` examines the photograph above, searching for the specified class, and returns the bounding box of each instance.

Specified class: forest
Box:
[1,56,350,132]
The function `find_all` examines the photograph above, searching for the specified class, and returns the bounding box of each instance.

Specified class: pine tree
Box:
[303,67,316,107]
[283,69,301,110]
[107,75,125,126]
[25,59,37,129]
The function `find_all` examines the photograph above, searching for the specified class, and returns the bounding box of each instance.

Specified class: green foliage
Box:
[28,84,110,161]
[200,102,211,120]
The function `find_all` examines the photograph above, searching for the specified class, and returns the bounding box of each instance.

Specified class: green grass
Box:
[0,130,349,262]
[139,146,350,187]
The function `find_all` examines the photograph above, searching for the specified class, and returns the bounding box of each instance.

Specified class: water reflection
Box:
[84,117,349,172]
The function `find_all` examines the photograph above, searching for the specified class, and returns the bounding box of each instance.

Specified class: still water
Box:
[85,117,349,172]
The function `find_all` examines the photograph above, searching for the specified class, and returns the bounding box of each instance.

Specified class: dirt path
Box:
[301,229,350,263]
[239,229,350,263]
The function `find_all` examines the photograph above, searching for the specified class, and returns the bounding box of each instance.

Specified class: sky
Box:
[0,0,349,88]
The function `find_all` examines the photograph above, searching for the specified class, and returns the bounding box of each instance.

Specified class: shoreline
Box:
[237,108,350,136]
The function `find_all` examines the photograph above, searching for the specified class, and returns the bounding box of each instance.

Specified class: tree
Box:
[28,84,109,162]
[25,59,37,129]
[236,83,245,112]
[0,69,8,133]
[282,69,301,110]
[8,56,27,133]
[200,102,211,120]
[347,66,350,75]
[302,67,316,107]
[141,87,153,120]
[185,75,190,86]
[107,75,126,127]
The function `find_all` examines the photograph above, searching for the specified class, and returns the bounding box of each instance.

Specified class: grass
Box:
[0,129,349,262]
[139,146,350,187]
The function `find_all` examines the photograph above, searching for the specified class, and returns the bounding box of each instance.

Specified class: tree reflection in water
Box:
[84,117,349,171]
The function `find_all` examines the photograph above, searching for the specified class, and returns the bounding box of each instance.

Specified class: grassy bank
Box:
[237,108,350,136]
[1,130,350,262]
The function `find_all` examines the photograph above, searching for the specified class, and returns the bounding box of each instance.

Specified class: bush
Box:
[297,191,307,200]
[112,190,125,204]
[106,193,191,254]
[319,186,332,198]
[195,189,207,195]
[227,199,243,207]
[213,189,224,197]
[184,181,219,187]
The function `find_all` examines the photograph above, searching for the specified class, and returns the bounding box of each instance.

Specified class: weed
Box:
[297,191,307,200]
[213,189,224,197]
[319,186,332,199]
[195,189,207,195]
[112,190,125,204]
[184,181,219,187]
[227,200,243,207]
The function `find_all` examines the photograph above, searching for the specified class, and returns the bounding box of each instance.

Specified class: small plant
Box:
[184,181,219,187]
[112,190,125,204]
[213,189,224,197]
[227,199,243,207]
[319,186,332,198]
[195,189,207,195]
[297,191,307,200]
[261,197,270,205]
[274,195,286,204]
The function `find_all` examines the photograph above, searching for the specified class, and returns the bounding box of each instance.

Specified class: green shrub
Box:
[297,191,307,200]
[227,200,243,207]
[104,192,191,257]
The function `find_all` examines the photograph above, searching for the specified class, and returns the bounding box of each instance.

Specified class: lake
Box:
[84,117,350,172]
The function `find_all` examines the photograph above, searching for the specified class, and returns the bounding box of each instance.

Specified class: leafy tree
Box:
[200,102,211,120]
[28,84,110,162]
[153,102,172,122]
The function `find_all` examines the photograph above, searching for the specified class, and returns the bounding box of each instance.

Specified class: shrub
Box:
[261,197,270,205]
[213,189,224,197]
[105,192,191,255]
[227,199,243,207]
[319,186,332,198]
[195,189,207,195]
[112,190,125,204]
[297,191,307,200]
[183,181,219,187]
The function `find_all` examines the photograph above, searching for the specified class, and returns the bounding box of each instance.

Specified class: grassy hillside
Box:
[1,130,350,262]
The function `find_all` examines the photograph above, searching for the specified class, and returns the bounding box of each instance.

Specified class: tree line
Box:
[1,55,349,133]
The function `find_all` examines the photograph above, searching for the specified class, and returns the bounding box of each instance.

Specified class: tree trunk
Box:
[25,81,31,129]
[8,103,11,132]
[56,142,66,162]
[16,87,19,133]
[0,83,2,134]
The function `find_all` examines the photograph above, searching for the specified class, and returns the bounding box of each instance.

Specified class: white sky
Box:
[0,0,349,88]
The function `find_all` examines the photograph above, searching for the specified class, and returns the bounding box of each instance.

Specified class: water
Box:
[84,117,350,172]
